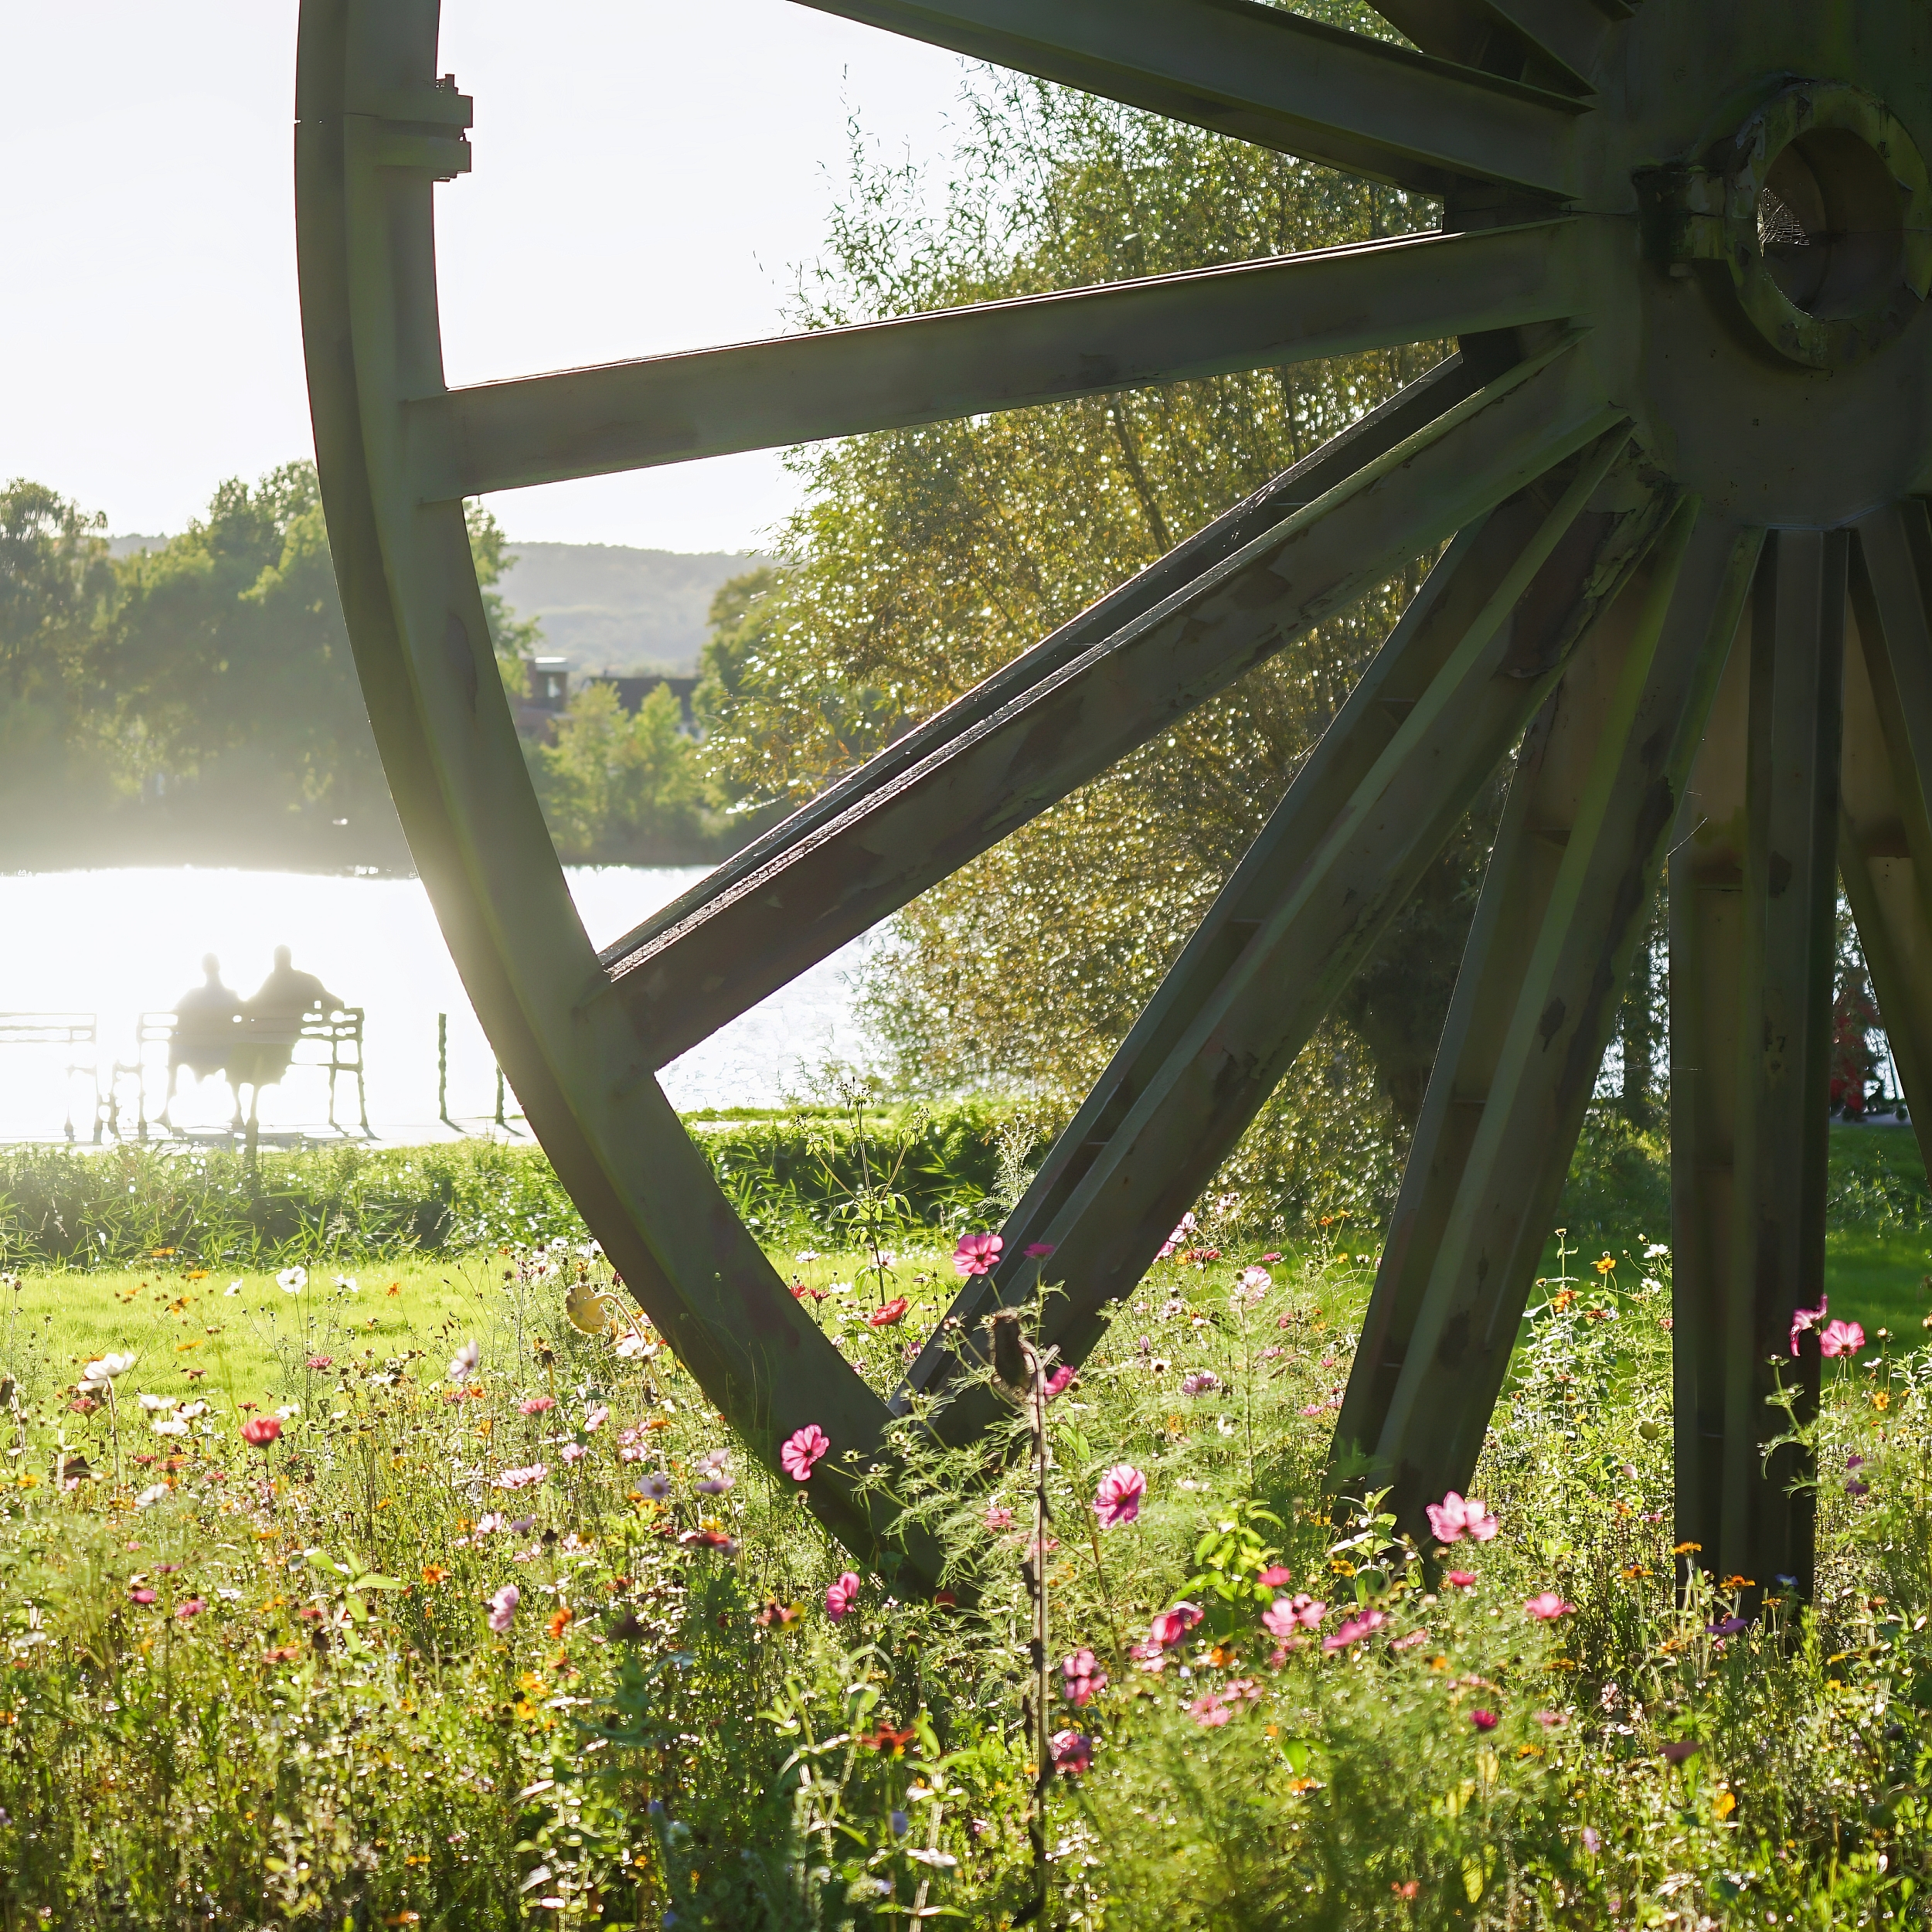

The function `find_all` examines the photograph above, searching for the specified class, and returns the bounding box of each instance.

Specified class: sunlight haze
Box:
[0,2,966,553]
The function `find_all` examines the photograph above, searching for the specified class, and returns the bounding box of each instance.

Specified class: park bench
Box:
[0,1013,107,1144]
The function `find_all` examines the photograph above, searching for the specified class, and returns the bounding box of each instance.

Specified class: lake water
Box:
[0,867,879,1143]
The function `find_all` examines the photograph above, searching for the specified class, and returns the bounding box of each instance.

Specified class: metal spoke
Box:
[900,428,1671,1437]
[1671,531,1842,1604]
[1341,511,1761,1533]
[409,223,1581,502]
[598,337,1618,1064]
[789,0,1581,198]
[1844,502,1932,1178]
[1368,0,1613,95]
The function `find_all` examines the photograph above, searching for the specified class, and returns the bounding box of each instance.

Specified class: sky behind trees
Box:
[0,1,964,553]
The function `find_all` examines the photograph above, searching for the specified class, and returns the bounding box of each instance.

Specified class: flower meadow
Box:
[0,1214,1927,1927]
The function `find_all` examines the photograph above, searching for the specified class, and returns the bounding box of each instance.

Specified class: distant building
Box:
[529,657,571,713]
[510,660,702,743]
[587,673,700,735]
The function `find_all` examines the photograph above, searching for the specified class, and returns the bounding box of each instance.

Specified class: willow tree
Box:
[703,67,1488,1221]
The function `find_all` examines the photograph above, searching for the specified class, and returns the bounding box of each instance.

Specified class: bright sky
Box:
[0,2,968,553]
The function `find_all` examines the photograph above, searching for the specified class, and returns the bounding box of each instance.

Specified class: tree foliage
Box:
[699,71,1489,1215]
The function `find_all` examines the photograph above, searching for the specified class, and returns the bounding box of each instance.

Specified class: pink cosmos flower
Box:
[1179,1371,1221,1397]
[1023,1243,1057,1259]
[1235,1266,1271,1298]
[1391,1630,1429,1651]
[560,1442,588,1464]
[1425,1491,1499,1544]
[304,1355,333,1370]
[1535,1709,1568,1729]
[1524,1591,1574,1621]
[952,1231,1003,1277]
[1156,1212,1199,1260]
[1043,1365,1074,1400]
[1189,1691,1234,1729]
[583,1404,610,1431]
[1093,1463,1146,1529]
[494,1464,548,1491]
[1061,1648,1107,1706]
[1049,1729,1093,1775]
[1818,1318,1866,1357]
[240,1417,281,1448]
[825,1571,862,1621]
[487,1584,519,1634]
[984,1504,1013,1532]
[175,1597,205,1621]
[129,1588,156,1606]
[1148,1602,1204,1650]
[1789,1294,1828,1355]
[867,1298,910,1328]
[1470,1709,1498,1731]
[1321,1608,1388,1652]
[1257,1565,1293,1588]
[1445,1570,1478,1589]
[1261,1594,1326,1638]
[781,1424,830,1481]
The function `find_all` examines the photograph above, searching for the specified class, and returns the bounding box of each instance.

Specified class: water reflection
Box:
[0,867,877,1141]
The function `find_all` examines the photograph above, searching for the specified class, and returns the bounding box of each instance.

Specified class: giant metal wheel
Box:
[296,0,1932,1603]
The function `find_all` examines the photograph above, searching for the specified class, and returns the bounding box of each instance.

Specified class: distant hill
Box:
[107,534,775,678]
[498,542,778,675]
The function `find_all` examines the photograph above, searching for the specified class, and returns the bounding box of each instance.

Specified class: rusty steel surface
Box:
[297,0,1932,1597]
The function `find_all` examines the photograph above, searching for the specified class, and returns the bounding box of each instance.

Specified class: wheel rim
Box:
[296,0,1932,1603]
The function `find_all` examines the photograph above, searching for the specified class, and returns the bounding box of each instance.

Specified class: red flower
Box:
[867,1298,910,1328]
[241,1417,281,1448]
[1471,1709,1498,1731]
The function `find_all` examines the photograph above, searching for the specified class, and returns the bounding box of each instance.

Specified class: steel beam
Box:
[597,340,1617,1063]
[901,431,1671,1439]
[1844,502,1932,1179]
[410,223,1585,502]
[1343,511,1760,1532]
[1672,532,1841,1604]
[787,0,1580,199]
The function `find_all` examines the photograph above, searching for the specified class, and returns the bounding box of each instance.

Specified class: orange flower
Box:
[546,1607,575,1640]
[1672,1542,1702,1556]
[420,1566,448,1585]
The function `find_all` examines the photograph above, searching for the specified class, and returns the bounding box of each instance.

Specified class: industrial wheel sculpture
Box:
[297,0,1932,1602]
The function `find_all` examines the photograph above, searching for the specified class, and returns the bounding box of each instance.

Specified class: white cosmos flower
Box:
[275,1403,301,1421]
[225,1281,243,1298]
[179,1400,210,1420]
[333,1274,359,1294]
[134,1484,169,1510]
[276,1267,308,1294]
[447,1338,481,1382]
[138,1393,176,1413]
[151,1417,189,1437]
[80,1352,136,1388]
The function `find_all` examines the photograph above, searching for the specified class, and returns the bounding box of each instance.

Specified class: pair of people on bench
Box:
[165,947,345,1130]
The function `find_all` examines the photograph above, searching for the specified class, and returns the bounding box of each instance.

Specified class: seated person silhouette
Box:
[161,954,243,1128]
[232,947,345,1128]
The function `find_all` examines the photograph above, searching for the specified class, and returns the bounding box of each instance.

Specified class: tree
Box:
[700,70,1483,1213]
[467,501,541,696]
[0,480,113,706]
[534,681,713,862]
